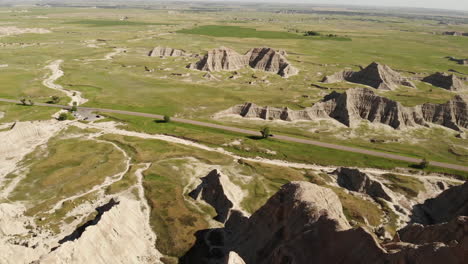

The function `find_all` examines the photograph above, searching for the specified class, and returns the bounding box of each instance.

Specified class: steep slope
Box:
[189,169,245,223]
[245,47,298,78]
[422,72,466,91]
[188,47,298,78]
[420,94,468,131]
[148,46,186,57]
[411,182,468,224]
[217,88,468,131]
[181,181,466,264]
[188,47,249,72]
[398,216,468,244]
[323,62,415,90]
[334,168,393,202]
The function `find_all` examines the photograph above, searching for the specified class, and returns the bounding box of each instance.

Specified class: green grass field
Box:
[0,6,466,181]
[177,25,350,40]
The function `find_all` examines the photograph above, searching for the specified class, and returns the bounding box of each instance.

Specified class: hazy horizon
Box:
[1,0,468,11]
[197,0,468,11]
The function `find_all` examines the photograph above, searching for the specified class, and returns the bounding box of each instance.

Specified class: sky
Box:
[208,0,468,11]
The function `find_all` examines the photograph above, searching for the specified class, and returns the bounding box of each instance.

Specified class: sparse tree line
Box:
[19,98,34,106]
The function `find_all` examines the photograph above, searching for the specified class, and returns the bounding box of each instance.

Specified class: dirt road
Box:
[1,98,466,172]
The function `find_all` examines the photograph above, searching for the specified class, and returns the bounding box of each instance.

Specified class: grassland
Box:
[382,173,426,198]
[97,132,399,261]
[7,129,126,233]
[100,113,468,179]
[177,25,350,40]
[1,6,466,170]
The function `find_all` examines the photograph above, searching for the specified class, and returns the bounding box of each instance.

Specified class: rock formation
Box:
[217,88,468,131]
[40,197,161,263]
[148,46,186,57]
[181,181,467,264]
[420,94,467,131]
[334,168,393,202]
[398,216,468,245]
[189,170,245,223]
[245,47,298,78]
[411,182,468,225]
[422,72,466,91]
[442,31,468,36]
[446,56,468,65]
[322,62,415,90]
[188,47,249,72]
[188,47,298,78]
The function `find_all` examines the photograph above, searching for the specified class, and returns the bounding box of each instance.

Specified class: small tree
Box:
[51,96,60,104]
[70,102,78,112]
[304,31,320,36]
[419,158,429,169]
[20,98,27,105]
[58,113,68,121]
[28,100,34,106]
[260,127,271,139]
[163,115,171,123]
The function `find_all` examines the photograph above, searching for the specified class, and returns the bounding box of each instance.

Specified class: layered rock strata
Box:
[188,47,298,78]
[334,168,393,201]
[149,46,186,57]
[322,62,415,90]
[422,72,466,91]
[217,88,468,131]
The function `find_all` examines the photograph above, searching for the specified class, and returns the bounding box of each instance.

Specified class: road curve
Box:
[1,98,467,173]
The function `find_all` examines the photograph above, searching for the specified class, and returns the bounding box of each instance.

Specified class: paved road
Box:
[1,98,467,172]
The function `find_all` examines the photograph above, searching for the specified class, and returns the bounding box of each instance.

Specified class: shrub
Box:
[260,127,271,139]
[58,113,68,121]
[304,31,320,36]
[419,158,429,169]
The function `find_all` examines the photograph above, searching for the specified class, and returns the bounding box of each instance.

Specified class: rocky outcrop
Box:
[245,47,298,78]
[411,182,468,225]
[446,56,468,65]
[188,47,249,72]
[323,62,415,90]
[39,197,161,263]
[148,46,186,57]
[422,72,466,91]
[188,47,298,78]
[181,181,467,264]
[189,170,244,223]
[421,94,468,131]
[442,31,468,36]
[335,168,393,202]
[217,88,468,131]
[398,216,468,245]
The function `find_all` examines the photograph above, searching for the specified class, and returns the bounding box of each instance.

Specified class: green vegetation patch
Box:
[382,173,425,198]
[9,136,126,217]
[64,20,174,27]
[178,25,349,40]
[331,187,383,227]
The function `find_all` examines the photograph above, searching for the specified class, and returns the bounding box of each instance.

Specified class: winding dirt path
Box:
[72,122,465,181]
[43,60,88,106]
[47,138,131,213]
